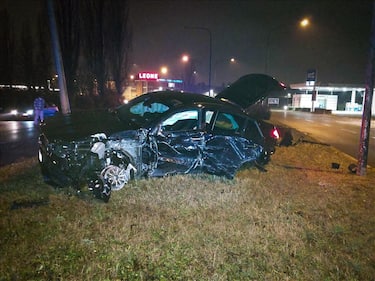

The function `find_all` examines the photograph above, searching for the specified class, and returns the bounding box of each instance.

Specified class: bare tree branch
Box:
[104,0,132,96]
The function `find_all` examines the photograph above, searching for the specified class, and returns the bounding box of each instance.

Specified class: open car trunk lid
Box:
[215,73,287,109]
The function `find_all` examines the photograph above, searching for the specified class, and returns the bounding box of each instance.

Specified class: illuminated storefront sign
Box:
[138,72,159,81]
[158,78,183,84]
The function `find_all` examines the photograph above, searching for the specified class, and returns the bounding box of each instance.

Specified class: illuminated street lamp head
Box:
[230,58,235,63]
[160,66,168,75]
[182,55,189,62]
[300,18,310,28]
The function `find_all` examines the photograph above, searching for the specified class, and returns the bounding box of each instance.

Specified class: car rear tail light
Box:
[271,127,280,139]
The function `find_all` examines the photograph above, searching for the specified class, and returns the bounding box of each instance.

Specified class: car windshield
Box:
[130,101,169,117]
[116,97,171,125]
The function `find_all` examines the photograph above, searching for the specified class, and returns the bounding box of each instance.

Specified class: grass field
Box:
[1,137,374,280]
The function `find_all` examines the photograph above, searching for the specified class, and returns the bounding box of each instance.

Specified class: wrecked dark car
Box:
[38,74,286,202]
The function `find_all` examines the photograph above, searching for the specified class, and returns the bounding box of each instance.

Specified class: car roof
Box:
[126,90,246,114]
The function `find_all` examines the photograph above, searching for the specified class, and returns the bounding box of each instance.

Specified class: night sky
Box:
[129,0,373,86]
[2,0,374,86]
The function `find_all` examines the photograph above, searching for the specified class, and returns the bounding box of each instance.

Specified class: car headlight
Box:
[10,109,18,115]
[26,109,34,115]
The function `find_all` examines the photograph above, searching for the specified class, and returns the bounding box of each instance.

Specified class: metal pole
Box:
[357,2,375,176]
[184,26,212,95]
[208,29,212,96]
[47,0,71,115]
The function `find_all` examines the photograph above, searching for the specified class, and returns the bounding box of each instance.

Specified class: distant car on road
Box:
[42,104,59,117]
[6,104,59,120]
[10,108,34,119]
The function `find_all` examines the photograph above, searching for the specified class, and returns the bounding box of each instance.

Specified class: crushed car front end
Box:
[38,129,154,202]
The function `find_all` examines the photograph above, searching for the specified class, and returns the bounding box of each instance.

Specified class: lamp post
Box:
[181,54,189,91]
[184,26,212,95]
[213,57,236,86]
[264,18,310,74]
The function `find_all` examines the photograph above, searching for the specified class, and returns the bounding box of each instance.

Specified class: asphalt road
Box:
[271,110,375,167]
[0,120,40,166]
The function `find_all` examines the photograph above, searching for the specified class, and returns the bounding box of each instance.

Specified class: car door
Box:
[151,109,205,176]
[203,111,262,178]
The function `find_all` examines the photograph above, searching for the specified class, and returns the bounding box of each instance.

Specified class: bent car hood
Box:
[215,73,286,109]
[40,110,127,142]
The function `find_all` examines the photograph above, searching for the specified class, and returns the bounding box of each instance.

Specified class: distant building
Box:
[122,71,184,102]
[267,83,375,115]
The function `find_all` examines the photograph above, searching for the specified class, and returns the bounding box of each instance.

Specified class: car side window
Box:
[212,112,245,135]
[161,110,199,132]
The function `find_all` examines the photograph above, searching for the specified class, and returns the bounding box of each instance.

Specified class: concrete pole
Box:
[47,0,71,115]
[357,2,375,176]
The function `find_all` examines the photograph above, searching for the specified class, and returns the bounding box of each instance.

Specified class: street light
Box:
[181,54,196,91]
[300,18,310,28]
[160,66,168,75]
[181,54,190,86]
[184,26,212,95]
[264,17,311,74]
[182,54,189,63]
[213,57,237,86]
